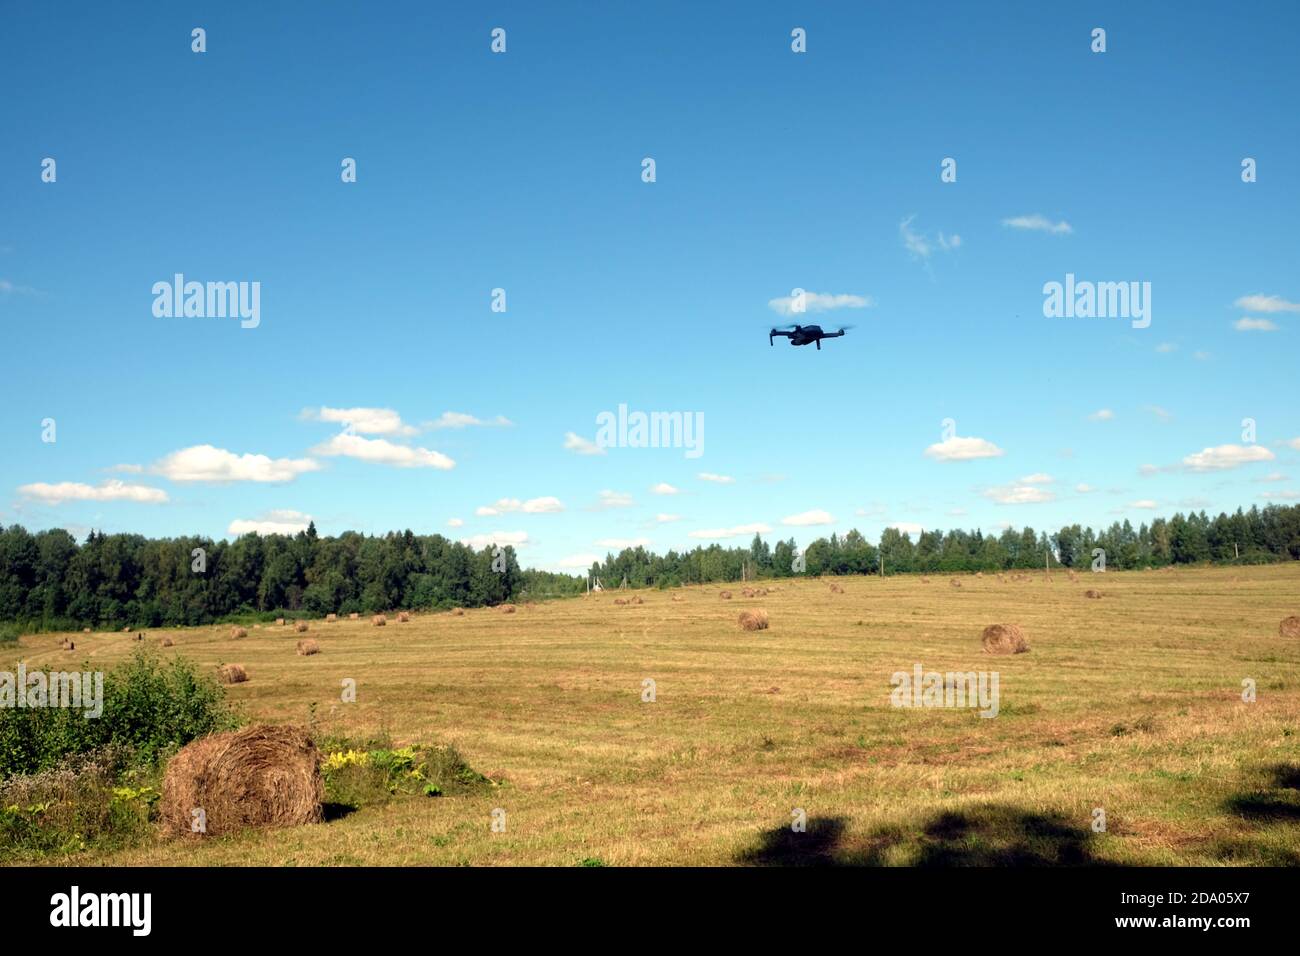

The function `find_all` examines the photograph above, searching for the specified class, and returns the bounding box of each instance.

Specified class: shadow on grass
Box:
[737,804,1107,866]
[1222,762,1300,823]
[322,802,359,822]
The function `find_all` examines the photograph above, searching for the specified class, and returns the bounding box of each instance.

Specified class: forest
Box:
[1,503,1297,633]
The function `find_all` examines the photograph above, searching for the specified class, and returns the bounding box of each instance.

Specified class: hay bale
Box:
[741,587,755,598]
[828,583,844,594]
[720,591,732,600]
[349,612,359,620]
[160,724,323,838]
[372,614,386,627]
[614,597,628,606]
[275,617,285,626]
[295,621,309,633]
[61,639,75,651]
[671,595,684,602]
[160,636,175,647]
[1280,616,1300,639]
[501,604,517,614]
[218,663,248,684]
[950,578,962,589]
[738,609,769,631]
[230,626,247,639]
[82,627,91,634]
[921,577,930,584]
[1084,589,1102,599]
[452,607,465,616]
[397,611,411,622]
[121,627,130,633]
[981,623,1029,655]
[325,613,337,622]
[295,639,320,656]
[630,596,643,605]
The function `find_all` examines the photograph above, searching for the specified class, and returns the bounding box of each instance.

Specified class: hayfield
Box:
[11,564,1300,866]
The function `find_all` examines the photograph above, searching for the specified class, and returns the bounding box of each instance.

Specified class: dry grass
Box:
[15,564,1300,867]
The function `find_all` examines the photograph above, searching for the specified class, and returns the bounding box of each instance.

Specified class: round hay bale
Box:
[82,627,91,634]
[372,614,386,627]
[452,607,465,616]
[349,612,359,620]
[630,596,643,605]
[397,611,411,623]
[1280,616,1300,639]
[160,724,323,838]
[230,626,247,640]
[160,636,175,647]
[614,597,627,606]
[981,623,1029,655]
[829,583,844,593]
[325,613,337,623]
[294,621,309,633]
[921,577,930,584]
[121,627,130,633]
[1084,589,1102,599]
[720,591,732,600]
[950,579,962,589]
[218,663,248,684]
[500,604,517,614]
[275,618,285,626]
[738,609,769,631]
[295,639,320,656]
[671,595,684,602]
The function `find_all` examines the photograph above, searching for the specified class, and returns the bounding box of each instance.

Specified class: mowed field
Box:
[14,564,1300,866]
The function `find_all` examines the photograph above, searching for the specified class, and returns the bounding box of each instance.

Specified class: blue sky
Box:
[2,1,1298,571]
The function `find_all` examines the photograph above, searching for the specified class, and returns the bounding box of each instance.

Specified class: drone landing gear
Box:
[816,339,821,350]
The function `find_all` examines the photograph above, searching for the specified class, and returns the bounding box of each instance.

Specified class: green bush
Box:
[321,742,492,810]
[0,624,21,645]
[0,647,235,778]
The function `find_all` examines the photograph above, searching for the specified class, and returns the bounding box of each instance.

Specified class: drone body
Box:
[769,324,850,350]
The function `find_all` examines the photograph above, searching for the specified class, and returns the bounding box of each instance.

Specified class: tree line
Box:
[1,503,1297,633]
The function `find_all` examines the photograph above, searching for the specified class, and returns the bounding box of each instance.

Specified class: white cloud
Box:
[1289,438,1300,451]
[655,513,682,523]
[982,483,1055,504]
[1076,483,1095,493]
[767,292,873,317]
[1260,489,1300,501]
[1155,342,1178,353]
[311,433,454,469]
[697,472,735,484]
[18,479,169,504]
[563,432,605,456]
[1019,473,1053,484]
[427,412,513,430]
[1234,294,1300,314]
[447,517,464,528]
[938,232,961,251]
[1129,499,1158,509]
[1181,444,1275,471]
[459,531,529,550]
[1088,408,1114,422]
[781,509,835,526]
[557,553,599,569]
[596,537,652,549]
[899,215,956,260]
[650,482,680,495]
[303,406,417,436]
[924,436,1005,461]
[1234,317,1280,332]
[475,496,564,516]
[1258,472,1288,483]
[1139,463,1161,476]
[109,463,144,474]
[1144,405,1173,422]
[688,522,772,540]
[228,509,312,536]
[1193,351,1211,360]
[153,444,321,483]
[889,522,925,535]
[855,504,888,518]
[1001,214,1072,235]
[596,490,634,509]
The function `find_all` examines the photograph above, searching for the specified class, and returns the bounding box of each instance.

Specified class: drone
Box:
[769,324,851,350]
